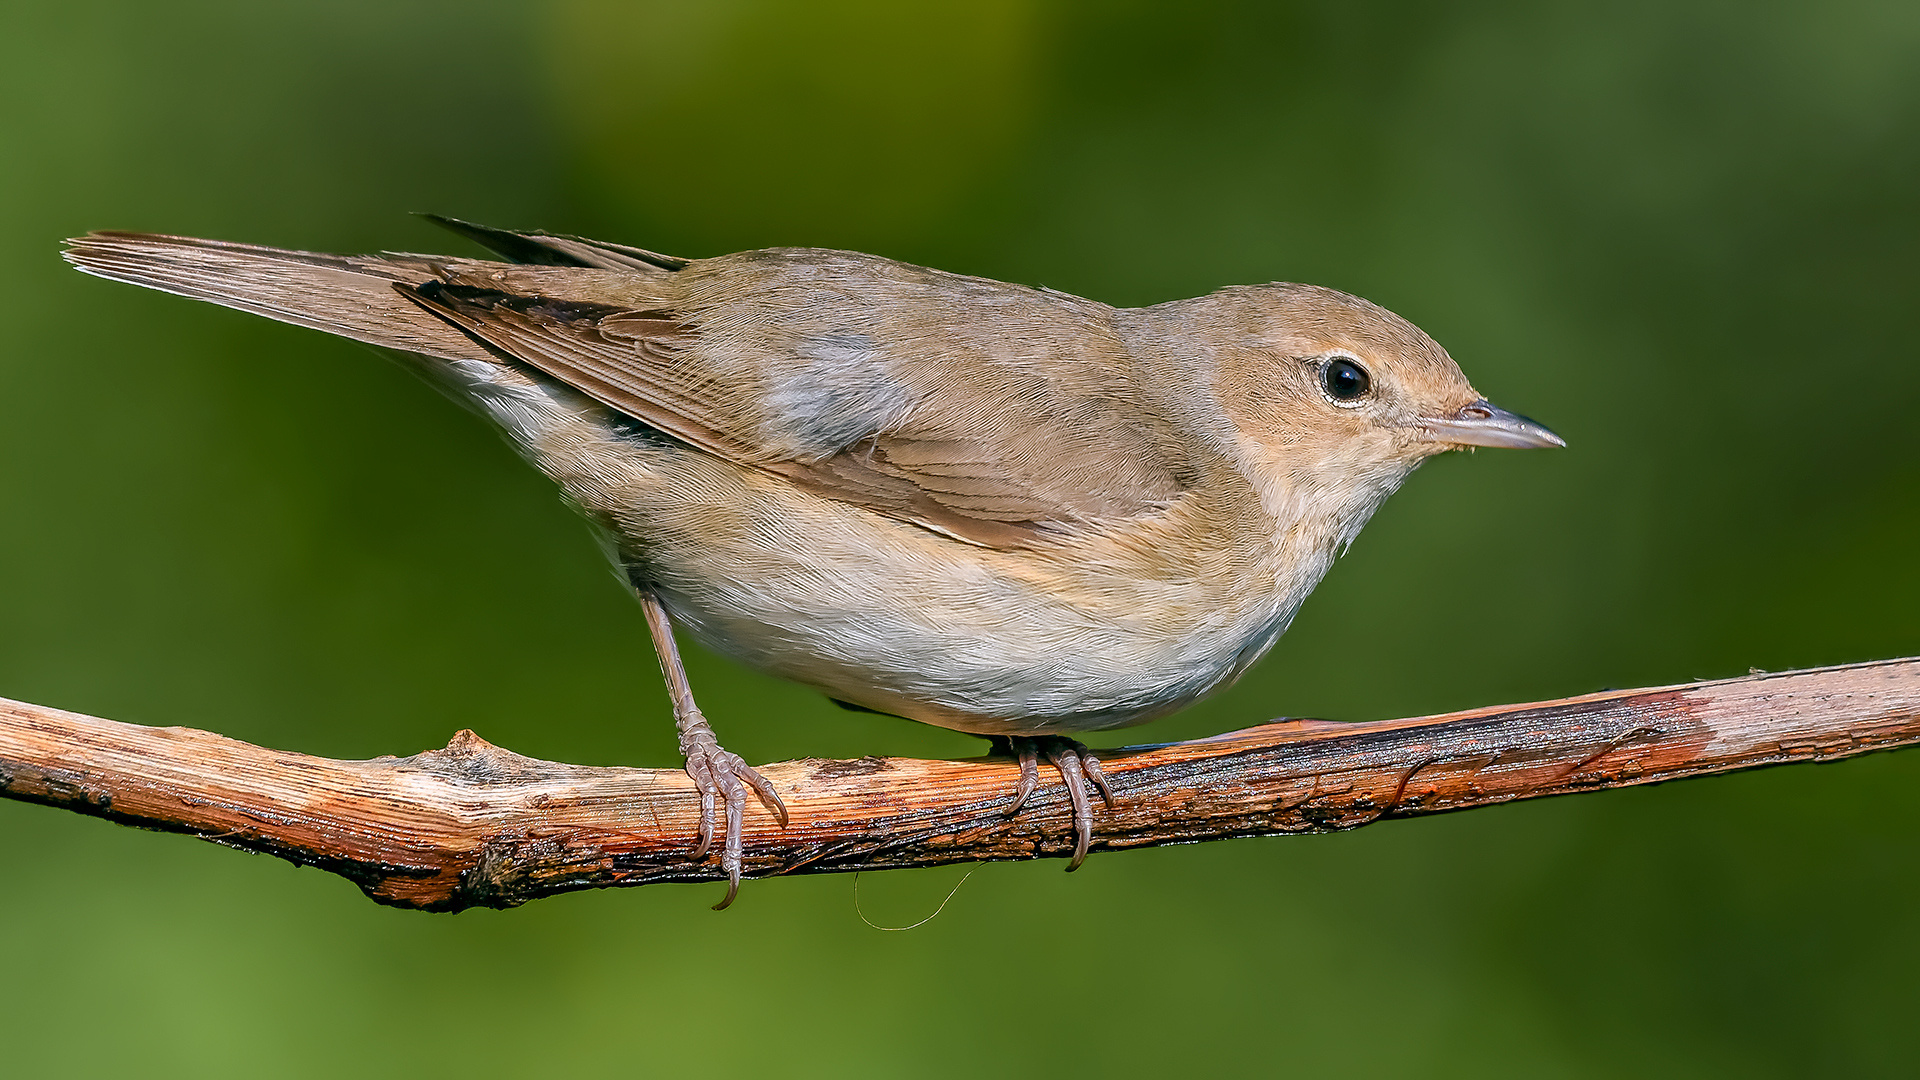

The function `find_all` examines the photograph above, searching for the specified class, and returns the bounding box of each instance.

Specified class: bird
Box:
[63,217,1564,908]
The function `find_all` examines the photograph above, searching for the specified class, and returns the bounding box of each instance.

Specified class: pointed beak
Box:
[1413,399,1566,450]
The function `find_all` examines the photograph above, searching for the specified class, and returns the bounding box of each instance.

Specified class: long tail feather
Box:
[62,231,498,364]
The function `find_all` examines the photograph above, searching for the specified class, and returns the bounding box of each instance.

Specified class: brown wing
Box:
[397,248,1198,548]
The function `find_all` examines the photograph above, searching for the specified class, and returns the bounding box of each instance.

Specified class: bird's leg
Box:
[993,735,1115,871]
[638,591,787,910]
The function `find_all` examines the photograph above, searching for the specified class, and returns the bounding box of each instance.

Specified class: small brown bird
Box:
[64,218,1563,906]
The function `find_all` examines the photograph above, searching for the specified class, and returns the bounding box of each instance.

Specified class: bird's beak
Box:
[1413,399,1566,450]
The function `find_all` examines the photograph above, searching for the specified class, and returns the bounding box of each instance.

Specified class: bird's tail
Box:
[61,231,498,364]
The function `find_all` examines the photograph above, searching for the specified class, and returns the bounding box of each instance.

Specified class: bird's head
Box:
[1205,281,1560,456]
[1137,282,1563,543]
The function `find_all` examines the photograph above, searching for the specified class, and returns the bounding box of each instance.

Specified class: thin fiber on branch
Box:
[2,658,1916,911]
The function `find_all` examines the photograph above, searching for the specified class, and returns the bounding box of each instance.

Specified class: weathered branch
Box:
[2,657,1916,911]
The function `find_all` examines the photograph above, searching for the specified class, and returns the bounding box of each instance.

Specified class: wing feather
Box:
[394,252,1198,547]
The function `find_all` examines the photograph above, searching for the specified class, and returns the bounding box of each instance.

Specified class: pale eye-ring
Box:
[1321,356,1372,403]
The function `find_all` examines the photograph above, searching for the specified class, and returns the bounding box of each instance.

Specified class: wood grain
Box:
[3,657,1916,911]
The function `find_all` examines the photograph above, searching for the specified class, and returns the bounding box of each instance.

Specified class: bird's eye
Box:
[1322,357,1371,402]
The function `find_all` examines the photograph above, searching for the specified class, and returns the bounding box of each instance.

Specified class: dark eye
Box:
[1322,357,1371,402]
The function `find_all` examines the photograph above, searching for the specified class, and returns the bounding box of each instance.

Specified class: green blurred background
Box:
[4,1,1918,1075]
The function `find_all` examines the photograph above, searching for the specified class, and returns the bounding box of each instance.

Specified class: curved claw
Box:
[1080,749,1114,809]
[1004,743,1040,816]
[740,765,790,826]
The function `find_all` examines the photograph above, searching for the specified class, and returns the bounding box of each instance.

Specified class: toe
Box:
[1080,750,1115,809]
[1003,738,1040,815]
[685,762,719,862]
[737,761,789,825]
[713,779,746,910]
[1041,741,1095,871]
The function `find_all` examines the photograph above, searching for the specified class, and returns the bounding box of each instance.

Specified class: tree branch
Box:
[3,657,1916,911]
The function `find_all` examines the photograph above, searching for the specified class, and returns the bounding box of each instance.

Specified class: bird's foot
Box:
[996,735,1114,871]
[679,718,788,910]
